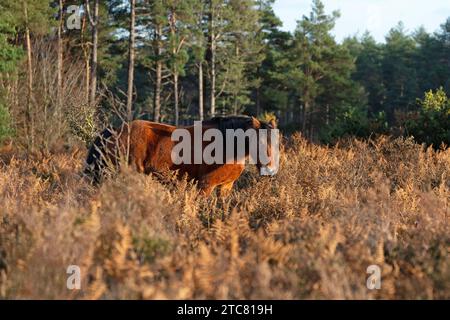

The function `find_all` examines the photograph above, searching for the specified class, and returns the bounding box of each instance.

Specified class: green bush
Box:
[67,103,98,147]
[320,105,370,144]
[406,88,450,147]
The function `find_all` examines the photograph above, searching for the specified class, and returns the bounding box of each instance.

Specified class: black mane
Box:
[203,115,251,131]
[202,115,272,134]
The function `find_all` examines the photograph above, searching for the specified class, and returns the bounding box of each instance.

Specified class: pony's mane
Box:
[202,115,272,134]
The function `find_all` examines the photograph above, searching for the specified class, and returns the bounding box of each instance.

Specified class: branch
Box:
[177,37,186,53]
[217,68,230,98]
[84,0,97,27]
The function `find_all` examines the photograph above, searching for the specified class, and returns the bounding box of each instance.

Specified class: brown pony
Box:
[85,116,277,196]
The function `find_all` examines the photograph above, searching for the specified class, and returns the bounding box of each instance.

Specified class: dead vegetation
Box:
[0,135,448,299]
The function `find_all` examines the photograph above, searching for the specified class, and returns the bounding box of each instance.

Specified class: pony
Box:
[85,115,278,196]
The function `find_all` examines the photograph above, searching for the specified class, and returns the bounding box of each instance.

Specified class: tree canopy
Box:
[0,0,449,147]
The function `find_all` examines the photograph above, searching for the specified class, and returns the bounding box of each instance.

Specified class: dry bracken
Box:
[0,135,449,299]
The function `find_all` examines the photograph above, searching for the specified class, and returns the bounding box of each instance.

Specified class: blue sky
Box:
[273,0,450,42]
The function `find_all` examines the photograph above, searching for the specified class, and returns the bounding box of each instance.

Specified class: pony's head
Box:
[248,117,279,176]
[207,115,279,176]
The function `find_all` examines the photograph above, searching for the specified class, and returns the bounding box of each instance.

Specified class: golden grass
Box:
[0,134,448,299]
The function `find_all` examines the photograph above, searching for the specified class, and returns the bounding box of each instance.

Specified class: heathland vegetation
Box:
[0,0,449,299]
[0,135,449,299]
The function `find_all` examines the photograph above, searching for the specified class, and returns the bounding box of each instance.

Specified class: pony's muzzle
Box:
[260,166,277,176]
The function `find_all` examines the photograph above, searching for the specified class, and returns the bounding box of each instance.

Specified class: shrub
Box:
[320,105,370,144]
[406,88,450,147]
[68,103,99,147]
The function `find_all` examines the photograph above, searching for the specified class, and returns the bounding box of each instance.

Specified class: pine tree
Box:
[142,0,168,122]
[205,0,264,115]
[1,0,54,150]
[252,0,282,116]
[435,18,450,93]
[345,32,385,116]
[126,0,136,121]
[382,22,418,121]
[85,0,99,107]
[56,0,64,116]
[274,0,340,135]
[219,0,263,114]
[190,0,207,120]
[166,0,195,125]
[0,3,23,143]
[255,2,291,121]
[0,4,24,74]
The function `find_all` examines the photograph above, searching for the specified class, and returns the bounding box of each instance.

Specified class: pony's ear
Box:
[269,118,277,129]
[250,116,261,128]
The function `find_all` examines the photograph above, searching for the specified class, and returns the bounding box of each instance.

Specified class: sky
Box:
[273,0,450,42]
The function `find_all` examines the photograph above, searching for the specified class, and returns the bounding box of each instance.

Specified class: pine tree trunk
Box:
[233,45,239,114]
[85,57,90,103]
[174,73,179,126]
[210,44,216,116]
[198,62,204,121]
[256,87,261,116]
[209,4,216,117]
[153,25,162,122]
[309,106,314,141]
[170,12,179,126]
[57,0,64,134]
[126,0,136,122]
[90,0,98,107]
[57,0,63,105]
[24,1,34,151]
[87,0,99,107]
[81,13,90,103]
[210,45,216,117]
[302,101,308,134]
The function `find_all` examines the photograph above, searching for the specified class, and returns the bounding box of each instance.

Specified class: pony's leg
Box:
[134,159,145,173]
[198,180,216,197]
[219,181,234,198]
[130,154,145,173]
